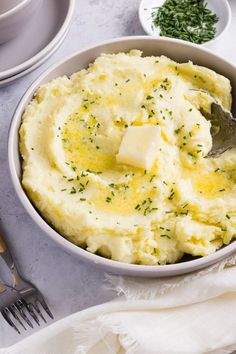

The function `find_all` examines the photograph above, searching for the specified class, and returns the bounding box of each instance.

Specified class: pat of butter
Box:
[116,125,161,170]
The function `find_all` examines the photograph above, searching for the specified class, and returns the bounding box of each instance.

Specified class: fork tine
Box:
[37,293,54,319]
[15,299,33,328]
[34,300,46,323]
[1,308,20,334]
[9,304,26,330]
[23,300,40,326]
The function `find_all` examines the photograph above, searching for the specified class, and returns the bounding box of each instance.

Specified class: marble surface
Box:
[0,0,235,348]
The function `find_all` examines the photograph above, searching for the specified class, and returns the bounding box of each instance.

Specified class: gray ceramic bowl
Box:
[8,37,236,277]
[0,0,41,44]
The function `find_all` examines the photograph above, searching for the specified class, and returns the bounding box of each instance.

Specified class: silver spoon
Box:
[200,102,236,157]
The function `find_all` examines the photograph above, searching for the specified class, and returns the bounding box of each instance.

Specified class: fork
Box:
[200,102,236,157]
[0,232,53,333]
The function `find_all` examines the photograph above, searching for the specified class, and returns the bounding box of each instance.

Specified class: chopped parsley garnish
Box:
[151,0,219,44]
[187,152,195,158]
[168,190,175,200]
[149,175,156,183]
[70,187,76,194]
[160,234,171,239]
[146,95,154,100]
[174,125,184,135]
[86,169,102,175]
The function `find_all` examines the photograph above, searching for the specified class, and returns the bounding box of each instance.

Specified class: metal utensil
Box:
[0,232,53,333]
[200,102,236,157]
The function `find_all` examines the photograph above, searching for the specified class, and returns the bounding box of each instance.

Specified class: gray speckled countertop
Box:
[0,0,236,348]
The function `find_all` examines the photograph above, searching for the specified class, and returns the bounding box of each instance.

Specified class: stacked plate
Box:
[0,0,75,87]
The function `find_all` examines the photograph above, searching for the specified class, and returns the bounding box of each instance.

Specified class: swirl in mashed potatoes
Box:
[20,50,236,265]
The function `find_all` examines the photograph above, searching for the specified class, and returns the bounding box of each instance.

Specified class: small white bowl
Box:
[8,36,236,278]
[139,0,231,46]
[0,0,41,44]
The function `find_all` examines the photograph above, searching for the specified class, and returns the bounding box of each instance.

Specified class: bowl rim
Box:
[138,0,232,46]
[8,35,236,277]
[0,0,76,80]
[0,0,32,20]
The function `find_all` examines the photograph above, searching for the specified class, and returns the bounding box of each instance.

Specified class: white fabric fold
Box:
[1,256,236,354]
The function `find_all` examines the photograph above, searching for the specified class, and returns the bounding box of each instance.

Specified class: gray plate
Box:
[0,0,75,80]
[0,26,70,87]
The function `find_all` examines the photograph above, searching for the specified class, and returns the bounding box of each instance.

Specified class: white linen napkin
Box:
[1,255,236,354]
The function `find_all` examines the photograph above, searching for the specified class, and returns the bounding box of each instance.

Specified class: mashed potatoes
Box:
[20,50,236,265]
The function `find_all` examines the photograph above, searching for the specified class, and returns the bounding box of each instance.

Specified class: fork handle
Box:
[0,233,26,289]
[0,233,7,253]
[0,232,15,277]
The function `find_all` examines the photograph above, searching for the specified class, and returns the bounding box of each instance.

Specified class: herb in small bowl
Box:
[139,0,231,45]
[151,0,218,44]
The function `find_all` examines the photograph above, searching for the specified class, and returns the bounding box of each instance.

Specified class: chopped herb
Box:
[219,189,226,192]
[180,210,189,216]
[106,197,112,203]
[61,188,67,192]
[151,0,219,44]
[86,169,102,175]
[226,214,231,219]
[160,234,171,239]
[168,191,175,200]
[175,125,184,134]
[70,187,76,194]
[149,175,156,183]
[187,152,194,158]
[80,198,86,201]
[146,95,154,100]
